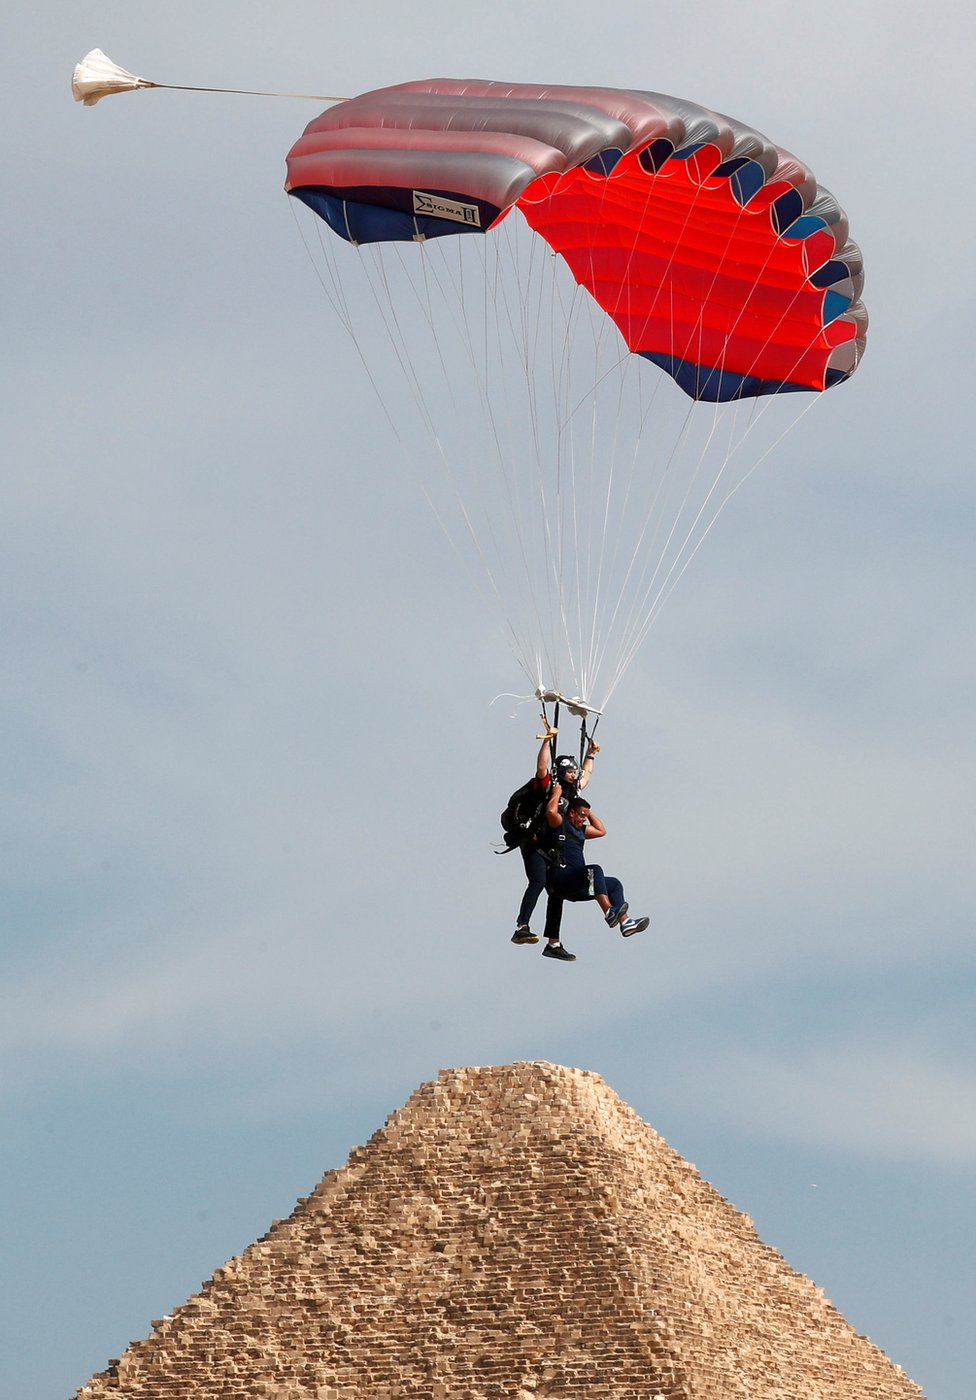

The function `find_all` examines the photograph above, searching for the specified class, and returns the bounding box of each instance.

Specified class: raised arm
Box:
[583,809,606,839]
[577,738,601,792]
[536,732,555,782]
[545,781,564,829]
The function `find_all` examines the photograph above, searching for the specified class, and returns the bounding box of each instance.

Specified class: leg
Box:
[584,864,613,918]
[516,845,548,928]
[605,875,648,938]
[541,891,575,961]
[542,891,564,944]
[605,876,624,908]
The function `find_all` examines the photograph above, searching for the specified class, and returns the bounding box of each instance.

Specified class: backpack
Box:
[499,779,548,850]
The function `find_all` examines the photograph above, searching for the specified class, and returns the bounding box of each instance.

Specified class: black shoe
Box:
[511,924,539,945]
[605,901,629,928]
[620,916,649,938]
[542,942,576,961]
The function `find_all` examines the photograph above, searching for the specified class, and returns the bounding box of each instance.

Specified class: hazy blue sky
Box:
[3,4,973,1398]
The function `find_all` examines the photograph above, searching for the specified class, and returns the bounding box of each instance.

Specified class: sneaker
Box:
[542,942,576,961]
[619,916,649,938]
[511,924,539,945]
[605,901,629,928]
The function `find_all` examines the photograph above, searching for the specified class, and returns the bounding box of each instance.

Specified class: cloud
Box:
[653,1036,976,1167]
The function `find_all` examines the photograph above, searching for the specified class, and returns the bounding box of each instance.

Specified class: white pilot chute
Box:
[71,50,156,105]
[71,49,344,107]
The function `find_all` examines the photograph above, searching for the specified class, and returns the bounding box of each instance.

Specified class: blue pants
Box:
[543,866,624,942]
[516,844,550,927]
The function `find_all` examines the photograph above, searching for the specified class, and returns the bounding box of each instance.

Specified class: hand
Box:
[587,742,601,756]
[536,713,558,741]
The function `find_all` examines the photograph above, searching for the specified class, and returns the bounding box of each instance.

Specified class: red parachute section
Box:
[517,150,856,397]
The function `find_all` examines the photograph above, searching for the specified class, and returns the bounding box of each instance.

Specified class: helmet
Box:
[555,754,579,777]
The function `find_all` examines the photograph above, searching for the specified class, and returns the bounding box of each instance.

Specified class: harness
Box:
[496,698,600,857]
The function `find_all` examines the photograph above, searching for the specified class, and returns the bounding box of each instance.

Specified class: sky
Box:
[3,3,973,1397]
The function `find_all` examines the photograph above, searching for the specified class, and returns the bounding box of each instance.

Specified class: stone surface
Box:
[75,1061,925,1399]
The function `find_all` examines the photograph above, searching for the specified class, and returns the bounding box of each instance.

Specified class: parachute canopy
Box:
[285,79,867,710]
[285,80,866,402]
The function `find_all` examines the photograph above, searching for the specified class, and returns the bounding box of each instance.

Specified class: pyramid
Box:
[76,1062,924,1400]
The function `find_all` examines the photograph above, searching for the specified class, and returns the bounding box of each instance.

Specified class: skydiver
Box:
[510,725,600,947]
[539,789,649,962]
